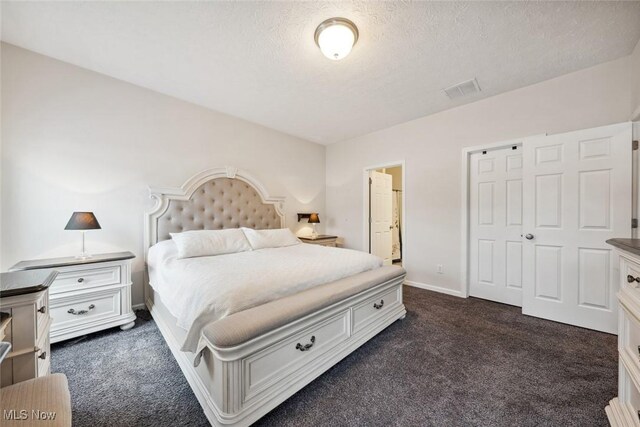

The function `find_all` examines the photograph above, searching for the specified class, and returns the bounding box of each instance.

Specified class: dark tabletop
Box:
[10,251,135,271]
[0,270,58,298]
[299,235,338,240]
[606,239,640,256]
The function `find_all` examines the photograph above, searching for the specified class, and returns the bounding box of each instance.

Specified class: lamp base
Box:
[75,231,92,259]
[75,252,93,260]
[311,224,318,240]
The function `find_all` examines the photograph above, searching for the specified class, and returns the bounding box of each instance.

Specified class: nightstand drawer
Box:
[319,242,337,247]
[299,236,338,247]
[52,264,122,293]
[50,289,122,331]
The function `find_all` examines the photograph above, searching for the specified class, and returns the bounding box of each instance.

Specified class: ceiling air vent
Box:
[444,78,481,100]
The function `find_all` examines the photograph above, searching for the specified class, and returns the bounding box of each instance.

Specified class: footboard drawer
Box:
[242,310,351,402]
[352,284,402,333]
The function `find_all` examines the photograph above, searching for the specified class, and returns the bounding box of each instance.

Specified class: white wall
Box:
[1,43,326,305]
[3,39,638,303]
[326,55,633,296]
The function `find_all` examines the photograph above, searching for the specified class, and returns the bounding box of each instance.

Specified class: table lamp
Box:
[308,213,320,239]
[65,212,101,259]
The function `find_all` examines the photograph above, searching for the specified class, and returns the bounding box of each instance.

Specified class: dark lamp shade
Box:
[64,212,101,230]
[308,213,320,224]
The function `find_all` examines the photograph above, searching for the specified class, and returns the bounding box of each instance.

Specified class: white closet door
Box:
[469,145,524,306]
[522,122,632,333]
[370,171,393,265]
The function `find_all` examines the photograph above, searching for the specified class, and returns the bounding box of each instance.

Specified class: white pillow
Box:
[170,229,252,259]
[241,228,301,250]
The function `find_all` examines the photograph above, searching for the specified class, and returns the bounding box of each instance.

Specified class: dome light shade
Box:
[314,18,359,61]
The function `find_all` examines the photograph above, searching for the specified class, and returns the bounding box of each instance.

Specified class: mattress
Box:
[147,240,383,352]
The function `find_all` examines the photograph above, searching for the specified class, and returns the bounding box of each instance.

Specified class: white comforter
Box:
[147,240,383,352]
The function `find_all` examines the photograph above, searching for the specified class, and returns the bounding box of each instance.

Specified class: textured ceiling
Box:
[2,1,640,144]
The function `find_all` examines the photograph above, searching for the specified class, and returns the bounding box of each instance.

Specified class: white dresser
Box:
[606,239,640,426]
[10,252,136,343]
[0,270,56,387]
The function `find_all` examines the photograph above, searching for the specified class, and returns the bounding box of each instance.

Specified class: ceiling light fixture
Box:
[314,17,359,61]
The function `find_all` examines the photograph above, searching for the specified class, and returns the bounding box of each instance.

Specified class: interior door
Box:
[370,171,393,265]
[469,145,524,306]
[521,122,632,333]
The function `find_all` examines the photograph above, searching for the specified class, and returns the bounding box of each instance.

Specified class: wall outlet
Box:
[437,264,444,274]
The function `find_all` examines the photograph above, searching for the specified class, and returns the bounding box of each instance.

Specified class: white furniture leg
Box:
[120,321,135,331]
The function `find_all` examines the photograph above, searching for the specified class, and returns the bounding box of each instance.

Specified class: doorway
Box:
[463,122,632,334]
[364,162,404,267]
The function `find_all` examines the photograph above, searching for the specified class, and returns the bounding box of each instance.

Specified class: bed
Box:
[144,167,406,426]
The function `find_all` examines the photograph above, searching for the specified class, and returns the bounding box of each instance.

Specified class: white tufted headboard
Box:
[144,167,285,253]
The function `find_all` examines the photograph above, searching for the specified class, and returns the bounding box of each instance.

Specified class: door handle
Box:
[524,234,534,240]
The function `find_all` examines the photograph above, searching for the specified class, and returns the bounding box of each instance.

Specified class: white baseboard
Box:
[404,280,465,298]
[132,303,147,310]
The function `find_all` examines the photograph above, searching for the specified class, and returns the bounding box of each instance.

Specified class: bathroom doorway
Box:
[364,162,404,266]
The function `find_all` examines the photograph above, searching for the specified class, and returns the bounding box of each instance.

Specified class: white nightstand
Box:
[10,252,136,343]
[299,235,338,247]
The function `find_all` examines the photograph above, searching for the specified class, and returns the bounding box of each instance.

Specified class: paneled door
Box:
[370,171,393,265]
[469,145,524,306]
[521,122,632,333]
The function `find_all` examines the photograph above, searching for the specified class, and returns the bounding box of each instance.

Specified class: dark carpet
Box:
[51,286,617,426]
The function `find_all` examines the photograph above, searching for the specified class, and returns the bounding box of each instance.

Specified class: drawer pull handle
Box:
[627,275,640,283]
[39,351,47,360]
[77,278,84,283]
[67,304,95,316]
[37,306,47,314]
[295,336,316,352]
[373,300,385,310]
